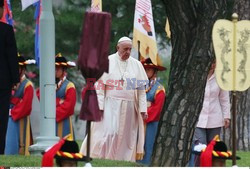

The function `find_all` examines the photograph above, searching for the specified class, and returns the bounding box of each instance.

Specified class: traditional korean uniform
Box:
[5,55,35,155]
[36,53,76,139]
[138,58,166,166]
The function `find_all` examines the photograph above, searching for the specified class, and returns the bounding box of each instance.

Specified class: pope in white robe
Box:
[80,37,148,162]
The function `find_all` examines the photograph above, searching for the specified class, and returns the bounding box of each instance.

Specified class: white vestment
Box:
[80,53,148,162]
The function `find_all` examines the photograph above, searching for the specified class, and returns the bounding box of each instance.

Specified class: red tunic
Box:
[56,85,76,122]
[36,81,76,122]
[145,85,166,123]
[11,81,34,121]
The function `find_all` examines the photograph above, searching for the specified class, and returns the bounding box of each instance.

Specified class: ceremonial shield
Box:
[213,18,250,91]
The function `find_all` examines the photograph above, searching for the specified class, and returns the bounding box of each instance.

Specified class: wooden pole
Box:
[232,91,237,165]
[137,40,141,61]
[86,121,91,162]
[231,13,238,166]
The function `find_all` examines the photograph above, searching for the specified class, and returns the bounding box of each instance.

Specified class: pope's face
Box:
[117,41,132,61]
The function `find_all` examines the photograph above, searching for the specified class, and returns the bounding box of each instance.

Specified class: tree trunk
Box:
[221,0,250,151]
[151,0,228,166]
[236,91,250,151]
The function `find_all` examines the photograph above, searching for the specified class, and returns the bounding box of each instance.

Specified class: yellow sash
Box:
[19,116,31,155]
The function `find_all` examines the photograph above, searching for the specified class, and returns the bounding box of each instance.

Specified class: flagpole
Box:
[231,13,238,166]
[137,40,141,61]
[86,121,91,162]
[232,92,237,165]
[29,0,59,154]
[87,0,92,160]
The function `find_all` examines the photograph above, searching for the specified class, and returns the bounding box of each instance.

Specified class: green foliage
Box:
[103,0,167,52]
[12,0,168,60]
[11,0,170,97]
[157,56,170,91]
[12,1,35,56]
[11,1,38,85]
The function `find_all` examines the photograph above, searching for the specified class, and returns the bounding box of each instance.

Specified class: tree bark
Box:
[151,0,228,166]
[222,0,250,151]
[236,91,250,151]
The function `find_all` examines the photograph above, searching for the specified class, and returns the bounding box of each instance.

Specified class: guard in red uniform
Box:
[138,58,166,166]
[37,53,76,139]
[5,55,35,155]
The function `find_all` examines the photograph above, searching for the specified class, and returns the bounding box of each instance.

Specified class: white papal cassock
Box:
[80,52,148,162]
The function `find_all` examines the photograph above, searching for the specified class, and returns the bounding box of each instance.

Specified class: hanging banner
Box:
[133,0,158,64]
[165,18,171,38]
[21,0,39,11]
[91,0,102,12]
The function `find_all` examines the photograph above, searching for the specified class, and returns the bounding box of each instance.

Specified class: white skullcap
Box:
[118,36,132,44]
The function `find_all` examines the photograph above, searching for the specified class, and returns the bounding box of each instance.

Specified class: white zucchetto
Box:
[117,37,132,44]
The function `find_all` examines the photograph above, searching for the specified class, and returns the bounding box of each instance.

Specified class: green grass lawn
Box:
[0,151,249,167]
[0,155,141,167]
[226,151,250,167]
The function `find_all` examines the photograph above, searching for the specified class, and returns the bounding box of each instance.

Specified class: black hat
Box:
[54,140,87,162]
[42,135,88,167]
[55,53,76,68]
[199,135,240,167]
[18,53,36,66]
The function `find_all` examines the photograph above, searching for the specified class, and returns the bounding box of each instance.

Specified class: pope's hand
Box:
[141,112,148,120]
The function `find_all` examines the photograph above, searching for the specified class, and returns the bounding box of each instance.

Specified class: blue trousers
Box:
[5,117,20,155]
[137,121,159,166]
